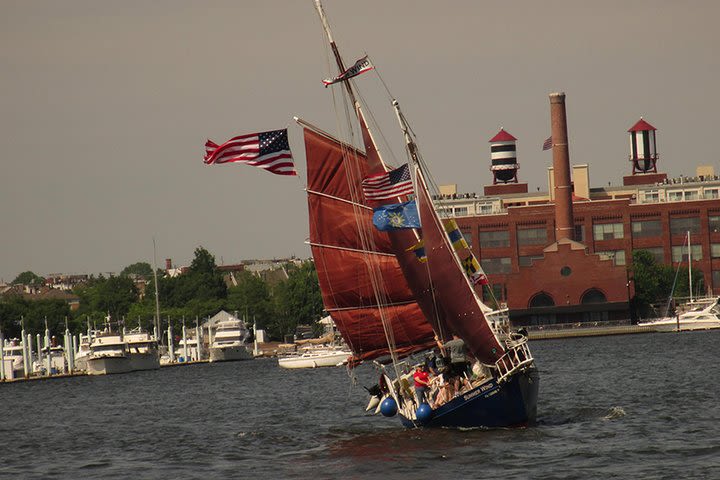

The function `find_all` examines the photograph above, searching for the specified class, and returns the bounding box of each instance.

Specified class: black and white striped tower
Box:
[628,117,658,174]
[489,128,519,184]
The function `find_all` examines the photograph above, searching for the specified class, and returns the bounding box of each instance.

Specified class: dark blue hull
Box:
[399,367,539,429]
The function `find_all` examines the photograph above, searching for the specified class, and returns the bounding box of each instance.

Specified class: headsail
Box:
[300,120,436,364]
[414,166,505,364]
[356,108,452,341]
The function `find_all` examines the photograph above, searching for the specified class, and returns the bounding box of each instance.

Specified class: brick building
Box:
[440,94,719,326]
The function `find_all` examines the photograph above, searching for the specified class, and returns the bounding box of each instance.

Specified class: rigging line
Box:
[315,10,410,376]
[664,233,688,318]
[325,300,416,313]
[339,114,403,375]
[306,189,374,210]
[311,16,362,356]
[307,242,396,257]
[331,99,402,366]
[324,70,396,362]
[355,87,401,168]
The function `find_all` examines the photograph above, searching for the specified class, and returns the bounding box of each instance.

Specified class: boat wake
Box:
[603,406,626,420]
[538,405,627,426]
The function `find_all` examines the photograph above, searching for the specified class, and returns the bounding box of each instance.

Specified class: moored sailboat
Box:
[294,1,539,428]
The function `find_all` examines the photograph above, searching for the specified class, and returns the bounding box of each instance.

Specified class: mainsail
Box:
[300,121,437,363]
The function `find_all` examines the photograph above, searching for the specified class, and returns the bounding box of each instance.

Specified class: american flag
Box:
[542,136,552,151]
[361,163,414,200]
[204,129,297,176]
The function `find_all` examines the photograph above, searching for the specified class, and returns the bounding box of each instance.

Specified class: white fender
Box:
[366,396,380,411]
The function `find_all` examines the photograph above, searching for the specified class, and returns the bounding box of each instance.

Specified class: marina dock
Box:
[527,322,659,340]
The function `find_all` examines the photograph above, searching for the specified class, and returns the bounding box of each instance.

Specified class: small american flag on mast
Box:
[362,163,414,200]
[204,129,297,176]
[542,136,552,151]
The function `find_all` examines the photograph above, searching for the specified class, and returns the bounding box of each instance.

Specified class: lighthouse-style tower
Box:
[489,128,519,184]
[623,117,667,186]
[484,128,528,195]
[629,117,658,174]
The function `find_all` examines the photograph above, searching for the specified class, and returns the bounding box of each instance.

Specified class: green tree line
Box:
[1,248,704,339]
[0,247,324,341]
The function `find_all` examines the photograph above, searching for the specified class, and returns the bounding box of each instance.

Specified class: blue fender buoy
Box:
[380,397,398,417]
[416,403,433,423]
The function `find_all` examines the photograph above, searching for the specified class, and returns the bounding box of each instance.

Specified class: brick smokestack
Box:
[549,92,574,241]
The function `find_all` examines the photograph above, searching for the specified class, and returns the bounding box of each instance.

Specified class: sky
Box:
[2,0,719,283]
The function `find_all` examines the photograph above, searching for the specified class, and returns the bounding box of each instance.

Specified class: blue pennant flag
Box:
[372,200,421,231]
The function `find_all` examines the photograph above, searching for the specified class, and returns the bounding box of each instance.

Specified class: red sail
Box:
[302,123,436,363]
[357,109,452,341]
[415,168,505,365]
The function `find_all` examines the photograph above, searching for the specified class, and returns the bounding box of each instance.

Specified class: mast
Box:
[688,231,693,303]
[314,0,357,106]
[391,100,505,363]
[152,238,161,342]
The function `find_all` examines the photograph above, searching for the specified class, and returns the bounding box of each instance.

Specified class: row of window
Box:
[475,216,720,249]
[480,244,720,274]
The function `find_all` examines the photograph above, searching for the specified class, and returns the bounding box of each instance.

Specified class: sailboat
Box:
[294,1,539,428]
[639,231,720,332]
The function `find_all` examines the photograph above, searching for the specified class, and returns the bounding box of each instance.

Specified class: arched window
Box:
[581,288,607,304]
[529,292,555,308]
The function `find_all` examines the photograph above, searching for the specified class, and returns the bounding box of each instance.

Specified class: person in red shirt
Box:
[413,363,431,405]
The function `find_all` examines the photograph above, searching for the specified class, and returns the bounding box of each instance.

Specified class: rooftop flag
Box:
[322,55,374,87]
[362,163,414,201]
[542,136,552,151]
[204,129,297,176]
[372,200,421,231]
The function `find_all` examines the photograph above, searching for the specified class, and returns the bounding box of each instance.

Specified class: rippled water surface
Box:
[2,330,719,479]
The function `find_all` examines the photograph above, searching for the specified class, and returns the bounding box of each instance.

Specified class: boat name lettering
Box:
[463,389,481,401]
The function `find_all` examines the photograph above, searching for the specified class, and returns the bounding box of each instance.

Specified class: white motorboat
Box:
[278,346,351,369]
[639,296,720,332]
[2,340,29,379]
[124,328,160,371]
[638,232,720,332]
[86,330,132,375]
[34,345,66,375]
[208,319,253,362]
[73,332,93,372]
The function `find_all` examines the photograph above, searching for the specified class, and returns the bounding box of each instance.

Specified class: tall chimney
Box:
[549,92,574,241]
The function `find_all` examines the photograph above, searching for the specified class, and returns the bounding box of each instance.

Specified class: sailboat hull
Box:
[399,367,539,429]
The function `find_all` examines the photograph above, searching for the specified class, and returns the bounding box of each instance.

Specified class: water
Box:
[2,331,719,479]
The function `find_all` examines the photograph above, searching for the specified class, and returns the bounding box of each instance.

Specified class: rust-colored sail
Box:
[302,123,436,363]
[357,109,452,341]
[415,167,505,365]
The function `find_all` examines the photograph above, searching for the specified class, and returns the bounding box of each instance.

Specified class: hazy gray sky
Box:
[2,0,719,282]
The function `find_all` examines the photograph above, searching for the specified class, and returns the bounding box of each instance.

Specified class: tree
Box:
[12,271,45,286]
[629,249,703,320]
[120,262,153,279]
[225,271,273,329]
[73,276,139,321]
[0,296,71,337]
[189,246,218,275]
[271,261,324,339]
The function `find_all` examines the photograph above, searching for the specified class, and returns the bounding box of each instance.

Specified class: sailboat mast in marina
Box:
[294,0,539,428]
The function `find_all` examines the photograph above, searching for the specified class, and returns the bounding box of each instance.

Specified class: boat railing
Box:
[494,341,534,384]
